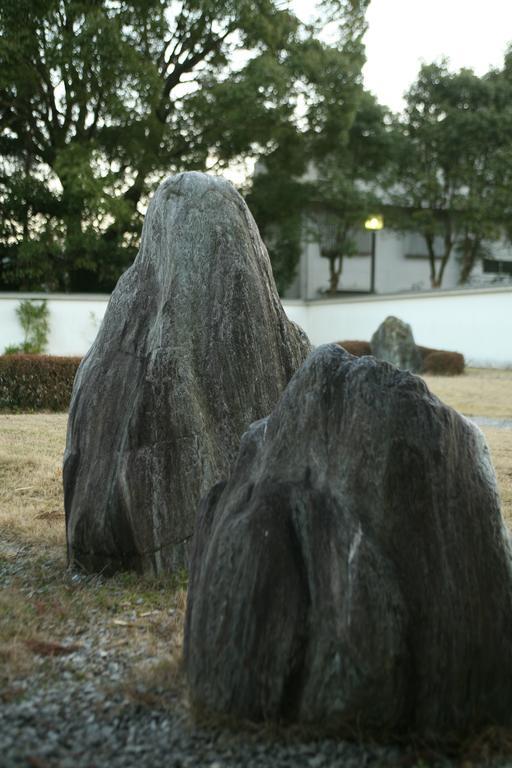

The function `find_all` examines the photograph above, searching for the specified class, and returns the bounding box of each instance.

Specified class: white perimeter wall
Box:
[0,293,108,357]
[285,287,512,368]
[1,287,511,367]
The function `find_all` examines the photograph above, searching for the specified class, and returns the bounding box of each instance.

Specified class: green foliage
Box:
[386,59,512,287]
[0,0,371,294]
[248,155,310,295]
[4,299,50,355]
[0,354,80,411]
[306,91,395,293]
[247,2,373,294]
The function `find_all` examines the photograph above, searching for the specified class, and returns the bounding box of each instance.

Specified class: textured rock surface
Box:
[64,172,310,575]
[185,344,512,736]
[371,315,422,372]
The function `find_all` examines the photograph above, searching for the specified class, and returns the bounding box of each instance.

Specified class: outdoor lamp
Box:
[364,214,384,293]
[364,214,384,231]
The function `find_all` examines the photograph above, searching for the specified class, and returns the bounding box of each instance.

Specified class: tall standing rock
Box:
[185,344,512,736]
[64,172,311,575]
[371,315,422,372]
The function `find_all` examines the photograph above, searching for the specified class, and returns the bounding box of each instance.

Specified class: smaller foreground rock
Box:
[185,344,512,737]
[371,315,422,371]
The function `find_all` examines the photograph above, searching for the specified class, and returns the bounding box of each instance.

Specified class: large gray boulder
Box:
[185,344,512,736]
[371,315,422,372]
[64,172,311,576]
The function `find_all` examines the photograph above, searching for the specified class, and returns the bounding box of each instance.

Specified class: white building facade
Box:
[284,226,512,300]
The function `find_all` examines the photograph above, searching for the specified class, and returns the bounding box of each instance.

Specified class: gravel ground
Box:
[0,622,411,768]
[0,633,409,768]
[0,678,437,768]
[0,684,408,768]
[2,547,512,768]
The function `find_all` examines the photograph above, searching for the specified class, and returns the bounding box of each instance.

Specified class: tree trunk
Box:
[22,149,31,242]
[61,188,86,292]
[425,227,453,289]
[435,230,453,288]
[459,236,481,284]
[425,235,437,288]
[328,255,343,293]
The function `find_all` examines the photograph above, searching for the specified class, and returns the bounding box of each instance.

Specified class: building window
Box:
[483,258,512,275]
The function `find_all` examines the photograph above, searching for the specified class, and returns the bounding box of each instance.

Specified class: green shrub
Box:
[4,299,50,355]
[0,355,81,412]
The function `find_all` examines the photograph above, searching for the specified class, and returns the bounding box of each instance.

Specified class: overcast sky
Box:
[293,0,512,114]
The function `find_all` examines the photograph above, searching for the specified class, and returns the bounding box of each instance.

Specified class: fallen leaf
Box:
[35,509,64,521]
[25,639,82,656]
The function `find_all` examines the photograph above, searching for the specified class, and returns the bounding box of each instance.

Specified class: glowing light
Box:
[364,215,384,231]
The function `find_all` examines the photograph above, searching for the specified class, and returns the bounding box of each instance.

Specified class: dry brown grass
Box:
[423,368,512,524]
[423,367,512,419]
[0,414,186,693]
[0,413,67,549]
[484,428,512,526]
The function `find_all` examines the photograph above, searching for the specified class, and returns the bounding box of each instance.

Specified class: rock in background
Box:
[64,172,311,576]
[185,344,512,736]
[371,315,422,372]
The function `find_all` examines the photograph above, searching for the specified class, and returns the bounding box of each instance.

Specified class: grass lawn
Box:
[0,366,511,703]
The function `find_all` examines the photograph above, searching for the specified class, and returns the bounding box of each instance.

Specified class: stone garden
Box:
[2,174,512,767]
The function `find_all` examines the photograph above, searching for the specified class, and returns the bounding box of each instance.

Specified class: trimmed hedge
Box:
[417,346,465,376]
[336,340,372,357]
[337,340,465,375]
[0,342,465,414]
[0,355,81,412]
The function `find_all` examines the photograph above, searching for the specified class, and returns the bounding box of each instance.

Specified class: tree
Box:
[0,0,372,293]
[387,61,512,288]
[473,47,512,280]
[4,299,50,354]
[310,90,395,293]
[247,0,373,294]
